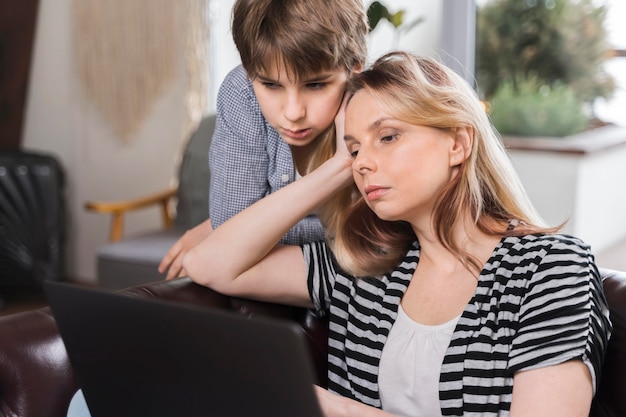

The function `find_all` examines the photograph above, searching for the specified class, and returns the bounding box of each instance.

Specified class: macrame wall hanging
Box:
[73,0,208,142]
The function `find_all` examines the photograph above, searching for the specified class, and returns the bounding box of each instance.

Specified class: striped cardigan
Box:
[303,232,612,416]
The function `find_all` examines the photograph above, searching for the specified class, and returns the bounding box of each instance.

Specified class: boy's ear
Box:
[449,126,473,167]
[351,62,364,75]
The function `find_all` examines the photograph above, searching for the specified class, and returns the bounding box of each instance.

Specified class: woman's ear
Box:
[449,126,473,167]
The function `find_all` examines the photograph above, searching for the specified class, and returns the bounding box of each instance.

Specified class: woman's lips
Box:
[364,185,389,201]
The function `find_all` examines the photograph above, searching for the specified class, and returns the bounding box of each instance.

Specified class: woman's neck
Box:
[412,214,503,277]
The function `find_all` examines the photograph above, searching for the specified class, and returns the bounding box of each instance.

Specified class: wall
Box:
[506,126,626,254]
[22,0,192,284]
[21,0,455,285]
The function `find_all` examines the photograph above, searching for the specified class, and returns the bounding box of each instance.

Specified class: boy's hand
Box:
[159,218,213,280]
[334,93,351,160]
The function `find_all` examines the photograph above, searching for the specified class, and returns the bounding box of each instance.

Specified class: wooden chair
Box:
[84,114,216,289]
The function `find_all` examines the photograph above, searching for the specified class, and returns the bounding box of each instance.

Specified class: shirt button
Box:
[281,174,290,182]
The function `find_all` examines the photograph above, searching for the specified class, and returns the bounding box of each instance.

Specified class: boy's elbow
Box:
[183,246,237,292]
[183,247,211,287]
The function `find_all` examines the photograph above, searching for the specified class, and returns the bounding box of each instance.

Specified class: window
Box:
[593,0,626,126]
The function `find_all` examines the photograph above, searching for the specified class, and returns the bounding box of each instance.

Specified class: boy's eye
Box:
[262,82,281,89]
[306,82,327,90]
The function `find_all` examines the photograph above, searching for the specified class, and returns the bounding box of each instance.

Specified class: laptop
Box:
[44,281,324,417]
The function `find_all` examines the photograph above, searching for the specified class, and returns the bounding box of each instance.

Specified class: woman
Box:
[184,52,612,417]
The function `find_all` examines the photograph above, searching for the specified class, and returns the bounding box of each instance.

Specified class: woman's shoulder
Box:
[492,232,597,286]
[504,232,591,258]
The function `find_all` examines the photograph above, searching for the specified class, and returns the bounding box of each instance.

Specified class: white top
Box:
[378,305,460,417]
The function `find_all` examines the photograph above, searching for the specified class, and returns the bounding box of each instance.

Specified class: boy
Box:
[158,0,368,279]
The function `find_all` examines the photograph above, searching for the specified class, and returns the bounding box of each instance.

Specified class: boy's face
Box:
[252,62,348,148]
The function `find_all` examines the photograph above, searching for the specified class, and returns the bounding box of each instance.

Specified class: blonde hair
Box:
[329,52,558,277]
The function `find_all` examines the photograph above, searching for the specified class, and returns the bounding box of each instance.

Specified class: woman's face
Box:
[344,90,463,226]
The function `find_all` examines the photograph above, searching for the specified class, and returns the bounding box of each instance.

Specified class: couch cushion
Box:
[175,115,215,229]
[97,228,184,290]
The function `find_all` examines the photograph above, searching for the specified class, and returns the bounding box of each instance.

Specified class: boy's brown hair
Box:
[232,0,368,80]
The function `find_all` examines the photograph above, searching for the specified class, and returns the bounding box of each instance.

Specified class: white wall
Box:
[207,0,240,111]
[22,0,192,284]
[507,127,626,254]
[593,0,626,127]
[367,1,443,62]
[20,0,452,284]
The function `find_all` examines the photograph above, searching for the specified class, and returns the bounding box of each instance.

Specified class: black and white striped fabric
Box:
[303,232,612,416]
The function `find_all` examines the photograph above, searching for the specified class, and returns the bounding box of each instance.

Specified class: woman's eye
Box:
[381,134,398,142]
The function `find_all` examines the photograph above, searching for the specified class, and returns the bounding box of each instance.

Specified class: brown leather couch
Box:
[0,268,624,417]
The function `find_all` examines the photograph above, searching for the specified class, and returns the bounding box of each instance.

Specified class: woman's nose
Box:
[353,147,375,174]
[284,93,306,122]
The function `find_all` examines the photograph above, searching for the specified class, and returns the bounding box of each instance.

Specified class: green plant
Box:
[489,78,588,137]
[367,1,424,47]
[476,0,616,136]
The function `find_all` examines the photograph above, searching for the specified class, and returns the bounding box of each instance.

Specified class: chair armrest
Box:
[84,187,177,241]
[0,278,328,417]
[0,307,78,417]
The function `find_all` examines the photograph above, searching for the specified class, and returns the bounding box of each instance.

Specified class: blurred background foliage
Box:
[476,0,616,136]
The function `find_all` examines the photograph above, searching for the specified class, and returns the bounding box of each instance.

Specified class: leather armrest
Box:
[0,307,77,417]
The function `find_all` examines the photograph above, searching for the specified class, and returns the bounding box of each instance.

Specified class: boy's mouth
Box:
[281,128,312,140]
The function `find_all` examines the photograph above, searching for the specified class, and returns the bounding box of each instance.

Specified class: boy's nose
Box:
[284,94,306,122]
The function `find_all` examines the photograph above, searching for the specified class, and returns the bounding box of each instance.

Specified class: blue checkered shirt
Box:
[208,65,326,245]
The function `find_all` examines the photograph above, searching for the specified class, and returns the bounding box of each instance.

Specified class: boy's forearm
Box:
[184,156,353,288]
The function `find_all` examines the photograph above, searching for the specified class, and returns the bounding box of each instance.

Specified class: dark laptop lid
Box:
[44,281,324,417]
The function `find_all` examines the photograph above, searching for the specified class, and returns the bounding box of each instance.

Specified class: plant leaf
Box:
[367,1,387,31]
[389,11,405,28]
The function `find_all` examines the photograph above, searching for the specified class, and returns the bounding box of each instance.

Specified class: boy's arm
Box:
[160,67,268,279]
[210,108,326,244]
[281,215,326,245]
[208,74,272,231]
[184,154,353,306]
